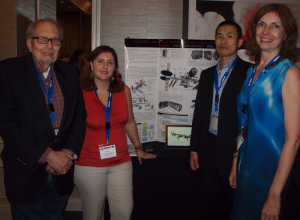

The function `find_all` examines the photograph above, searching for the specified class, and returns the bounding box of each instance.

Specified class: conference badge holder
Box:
[99,143,117,159]
[236,126,247,151]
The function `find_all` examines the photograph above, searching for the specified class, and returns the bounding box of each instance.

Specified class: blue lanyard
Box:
[94,89,113,143]
[213,56,238,112]
[240,54,280,129]
[33,58,55,124]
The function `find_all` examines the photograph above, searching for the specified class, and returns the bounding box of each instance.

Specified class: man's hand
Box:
[190,152,199,171]
[46,151,74,175]
[45,164,56,174]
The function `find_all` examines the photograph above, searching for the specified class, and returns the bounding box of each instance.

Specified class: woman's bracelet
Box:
[134,144,143,152]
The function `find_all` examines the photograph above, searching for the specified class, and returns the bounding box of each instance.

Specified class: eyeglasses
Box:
[31,36,62,46]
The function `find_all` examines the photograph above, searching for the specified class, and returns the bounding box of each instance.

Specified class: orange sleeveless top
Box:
[75,89,131,167]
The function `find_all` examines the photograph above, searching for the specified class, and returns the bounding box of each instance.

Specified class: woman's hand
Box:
[229,158,237,188]
[136,150,156,164]
[261,193,281,220]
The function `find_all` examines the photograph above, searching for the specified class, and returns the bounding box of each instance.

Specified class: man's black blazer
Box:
[190,57,252,178]
[0,53,87,204]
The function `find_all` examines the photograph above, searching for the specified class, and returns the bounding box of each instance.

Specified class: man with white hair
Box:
[0,18,86,219]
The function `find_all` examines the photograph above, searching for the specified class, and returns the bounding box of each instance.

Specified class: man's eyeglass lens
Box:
[31,37,62,46]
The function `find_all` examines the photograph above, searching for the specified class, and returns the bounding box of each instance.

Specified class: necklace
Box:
[257,60,266,73]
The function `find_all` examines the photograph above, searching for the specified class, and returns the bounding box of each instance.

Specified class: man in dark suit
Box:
[0,18,86,219]
[189,21,252,219]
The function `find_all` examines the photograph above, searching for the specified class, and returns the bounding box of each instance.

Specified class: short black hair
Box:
[215,21,242,39]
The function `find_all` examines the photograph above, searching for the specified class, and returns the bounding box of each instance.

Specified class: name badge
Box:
[209,115,218,134]
[236,133,244,151]
[236,126,247,150]
[99,144,117,159]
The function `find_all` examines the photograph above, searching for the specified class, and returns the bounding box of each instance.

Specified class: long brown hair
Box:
[80,45,124,93]
[247,4,298,61]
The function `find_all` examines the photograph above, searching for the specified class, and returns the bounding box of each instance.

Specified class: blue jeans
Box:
[11,173,68,220]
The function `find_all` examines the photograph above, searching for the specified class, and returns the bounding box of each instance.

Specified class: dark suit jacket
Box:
[0,53,87,204]
[190,57,252,178]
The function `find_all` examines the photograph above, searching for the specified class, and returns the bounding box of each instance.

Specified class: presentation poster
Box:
[125,39,250,144]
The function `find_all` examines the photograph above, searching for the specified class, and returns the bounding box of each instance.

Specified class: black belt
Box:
[208,132,217,140]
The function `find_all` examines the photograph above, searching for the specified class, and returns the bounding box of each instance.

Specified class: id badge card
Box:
[209,115,218,134]
[236,133,244,151]
[236,126,247,150]
[99,144,117,159]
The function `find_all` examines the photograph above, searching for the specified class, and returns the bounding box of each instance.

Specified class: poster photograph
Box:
[165,125,192,149]
[188,0,300,65]
[188,0,300,43]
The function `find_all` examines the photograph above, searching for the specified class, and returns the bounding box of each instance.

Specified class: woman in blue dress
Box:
[229,4,300,220]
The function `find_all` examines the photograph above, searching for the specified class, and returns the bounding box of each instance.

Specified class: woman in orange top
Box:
[74,45,156,220]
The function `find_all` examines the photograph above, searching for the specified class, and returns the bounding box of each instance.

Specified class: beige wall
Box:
[17,0,56,57]
[0,0,57,61]
[0,1,17,61]
[100,0,183,77]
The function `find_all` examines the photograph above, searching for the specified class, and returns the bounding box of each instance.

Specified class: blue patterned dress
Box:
[231,58,296,219]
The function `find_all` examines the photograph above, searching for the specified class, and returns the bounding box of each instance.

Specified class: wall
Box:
[100,0,183,78]
[0,0,17,61]
[17,0,56,57]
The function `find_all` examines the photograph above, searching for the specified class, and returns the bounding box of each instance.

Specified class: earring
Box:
[111,76,115,81]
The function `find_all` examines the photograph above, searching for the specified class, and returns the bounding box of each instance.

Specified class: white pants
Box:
[74,162,133,220]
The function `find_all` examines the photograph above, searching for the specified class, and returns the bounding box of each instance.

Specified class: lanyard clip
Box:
[48,103,55,113]
[242,104,248,114]
[215,94,219,103]
[105,122,110,130]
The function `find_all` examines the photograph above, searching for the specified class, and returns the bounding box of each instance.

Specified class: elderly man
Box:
[189,21,252,219]
[0,18,86,219]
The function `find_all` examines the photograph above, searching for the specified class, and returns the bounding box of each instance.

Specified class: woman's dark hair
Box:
[80,45,124,93]
[69,49,85,64]
[247,4,298,61]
